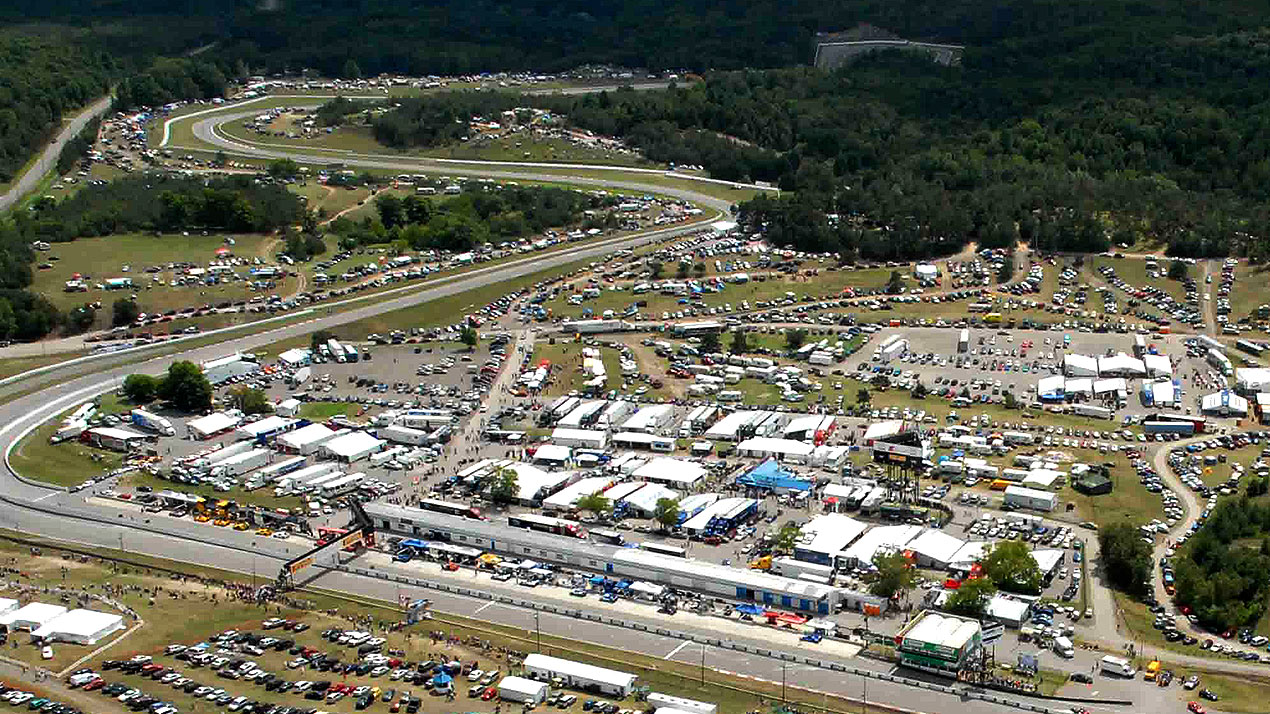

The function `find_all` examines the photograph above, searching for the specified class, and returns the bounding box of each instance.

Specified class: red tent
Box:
[214,247,230,257]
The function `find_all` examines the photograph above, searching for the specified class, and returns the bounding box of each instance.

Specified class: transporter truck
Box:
[130,408,175,437]
[1073,404,1112,420]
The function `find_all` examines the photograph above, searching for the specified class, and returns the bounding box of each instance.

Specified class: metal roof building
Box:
[839,524,924,568]
[704,410,765,441]
[321,431,384,463]
[793,514,868,566]
[906,530,966,569]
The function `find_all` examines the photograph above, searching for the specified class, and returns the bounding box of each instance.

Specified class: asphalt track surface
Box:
[0,111,1079,714]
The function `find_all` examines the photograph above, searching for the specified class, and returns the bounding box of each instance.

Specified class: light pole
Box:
[699,643,706,684]
[534,611,541,653]
[781,661,787,705]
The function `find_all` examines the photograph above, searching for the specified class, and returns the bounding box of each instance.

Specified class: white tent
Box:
[321,431,384,462]
[1065,378,1093,396]
[32,609,125,645]
[1062,354,1098,377]
[632,458,706,487]
[0,602,66,631]
[1036,375,1066,399]
[1201,390,1249,417]
[1144,354,1172,378]
[1093,377,1126,395]
[278,423,337,454]
[1098,353,1145,377]
[186,412,240,439]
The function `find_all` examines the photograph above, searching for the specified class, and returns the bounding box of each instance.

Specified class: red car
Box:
[1188,702,1206,714]
[481,687,497,701]
[82,678,105,691]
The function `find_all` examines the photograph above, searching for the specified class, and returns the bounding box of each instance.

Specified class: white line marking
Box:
[664,641,690,660]
[473,602,495,615]
[33,493,56,502]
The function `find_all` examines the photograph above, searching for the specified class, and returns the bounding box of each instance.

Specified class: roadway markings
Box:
[473,602,496,615]
[663,641,691,660]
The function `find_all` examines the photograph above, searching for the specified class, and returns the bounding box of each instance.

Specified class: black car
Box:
[1200,689,1219,701]
[1070,673,1093,684]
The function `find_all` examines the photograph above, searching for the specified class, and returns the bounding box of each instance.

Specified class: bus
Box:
[640,542,687,558]
[507,514,585,538]
[344,344,360,363]
[418,498,483,520]
[590,529,624,545]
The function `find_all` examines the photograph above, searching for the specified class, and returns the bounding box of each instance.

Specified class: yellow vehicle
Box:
[748,555,772,570]
[213,519,231,527]
[1144,660,1161,680]
[256,528,274,536]
[369,687,381,699]
[233,522,249,531]
[984,312,1003,324]
[194,514,211,523]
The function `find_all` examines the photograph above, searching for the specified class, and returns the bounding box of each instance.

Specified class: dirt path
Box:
[621,337,686,398]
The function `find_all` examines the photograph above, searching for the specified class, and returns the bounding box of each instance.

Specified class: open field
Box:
[0,351,89,379]
[30,232,286,330]
[1089,256,1189,303]
[9,407,123,486]
[297,400,365,420]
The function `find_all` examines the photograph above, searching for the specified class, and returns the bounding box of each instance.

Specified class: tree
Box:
[649,261,664,280]
[375,193,405,229]
[122,373,159,404]
[981,540,1044,595]
[945,577,997,618]
[729,330,750,354]
[910,381,928,399]
[774,523,800,553]
[489,466,519,505]
[785,329,807,351]
[576,493,611,519]
[654,498,681,531]
[228,386,272,415]
[460,325,479,350]
[1003,391,1018,410]
[699,332,721,354]
[856,388,871,406]
[675,262,690,279]
[64,305,95,334]
[886,270,904,294]
[342,59,361,79]
[997,253,1015,283]
[693,262,707,277]
[870,552,917,600]
[311,330,334,352]
[112,298,139,328]
[158,360,213,413]
[268,158,300,180]
[1099,522,1153,596]
[1168,260,1189,280]
[213,150,227,167]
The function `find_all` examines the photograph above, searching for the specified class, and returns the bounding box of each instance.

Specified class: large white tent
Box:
[1062,354,1098,377]
[321,431,384,462]
[632,458,706,487]
[32,609,125,645]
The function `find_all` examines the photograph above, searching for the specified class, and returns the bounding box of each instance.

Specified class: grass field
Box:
[119,470,305,511]
[298,400,365,420]
[528,340,624,397]
[0,351,90,379]
[10,409,123,486]
[1090,256,1189,303]
[30,232,285,330]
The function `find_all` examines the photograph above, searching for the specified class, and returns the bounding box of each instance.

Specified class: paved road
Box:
[0,95,113,212]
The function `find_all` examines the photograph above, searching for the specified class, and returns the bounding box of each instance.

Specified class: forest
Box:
[325,185,612,252]
[1172,496,1270,631]
[27,174,304,240]
[0,34,116,184]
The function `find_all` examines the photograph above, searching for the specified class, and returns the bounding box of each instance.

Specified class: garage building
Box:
[523,654,637,697]
[793,514,867,566]
[84,427,149,452]
[236,415,297,442]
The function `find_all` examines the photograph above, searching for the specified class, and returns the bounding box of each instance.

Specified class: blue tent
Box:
[735,603,764,615]
[589,575,606,585]
[431,672,453,689]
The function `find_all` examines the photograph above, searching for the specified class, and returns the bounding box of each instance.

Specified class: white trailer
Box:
[1099,656,1135,677]
[958,328,969,353]
[51,420,87,444]
[130,408,176,437]
[320,472,365,498]
[257,456,306,483]
[382,424,430,446]
[1073,404,1112,420]
[209,448,270,477]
